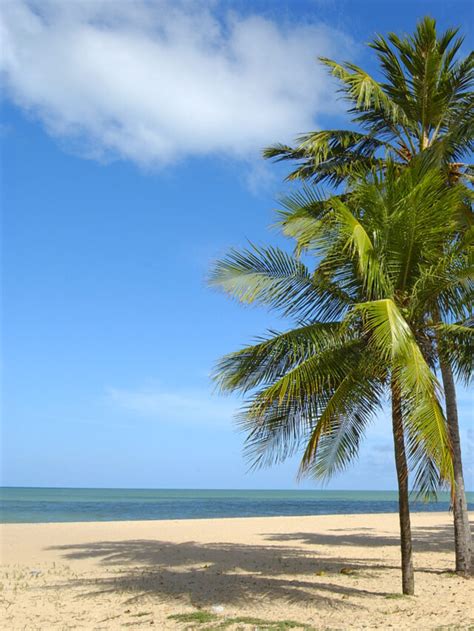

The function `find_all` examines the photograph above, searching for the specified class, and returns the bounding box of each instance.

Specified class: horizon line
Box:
[3,485,469,493]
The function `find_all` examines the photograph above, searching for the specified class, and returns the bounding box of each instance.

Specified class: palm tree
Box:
[210,160,471,594]
[264,16,474,575]
[264,17,473,185]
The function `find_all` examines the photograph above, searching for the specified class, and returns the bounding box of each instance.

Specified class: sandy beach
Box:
[1,512,472,630]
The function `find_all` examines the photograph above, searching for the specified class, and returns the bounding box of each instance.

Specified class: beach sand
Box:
[1,512,472,629]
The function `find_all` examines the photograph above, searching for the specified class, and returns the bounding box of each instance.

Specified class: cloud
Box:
[106,383,238,429]
[0,0,351,167]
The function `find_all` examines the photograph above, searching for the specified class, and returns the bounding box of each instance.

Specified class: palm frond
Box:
[237,337,365,470]
[319,58,409,127]
[213,321,350,394]
[357,299,453,484]
[298,364,383,479]
[264,131,388,185]
[209,245,318,320]
[331,198,391,298]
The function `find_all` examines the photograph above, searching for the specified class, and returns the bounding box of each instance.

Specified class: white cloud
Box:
[106,383,238,428]
[0,0,351,167]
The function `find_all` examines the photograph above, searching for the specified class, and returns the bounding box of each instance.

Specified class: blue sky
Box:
[1,0,473,490]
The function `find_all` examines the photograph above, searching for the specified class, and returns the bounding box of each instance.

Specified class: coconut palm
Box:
[264,17,473,185]
[264,16,474,575]
[210,160,472,594]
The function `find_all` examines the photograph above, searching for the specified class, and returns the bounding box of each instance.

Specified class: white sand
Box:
[1,512,473,629]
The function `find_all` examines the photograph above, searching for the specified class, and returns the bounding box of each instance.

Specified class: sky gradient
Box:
[1,0,473,490]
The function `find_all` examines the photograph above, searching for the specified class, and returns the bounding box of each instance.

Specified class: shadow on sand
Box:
[263,522,462,554]
[46,521,470,608]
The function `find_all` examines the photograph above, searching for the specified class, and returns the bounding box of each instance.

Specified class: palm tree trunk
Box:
[438,354,472,575]
[391,376,415,595]
[432,305,472,575]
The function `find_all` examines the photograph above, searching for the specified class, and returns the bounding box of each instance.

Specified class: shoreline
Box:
[1,511,472,629]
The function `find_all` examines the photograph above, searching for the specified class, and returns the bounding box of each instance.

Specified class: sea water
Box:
[1,487,472,523]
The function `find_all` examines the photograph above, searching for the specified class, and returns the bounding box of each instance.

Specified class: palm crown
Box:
[264,17,473,186]
[210,159,472,496]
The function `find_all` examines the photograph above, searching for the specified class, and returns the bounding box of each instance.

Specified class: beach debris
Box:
[98,614,122,623]
[29,569,42,577]
[340,567,357,575]
[211,605,225,614]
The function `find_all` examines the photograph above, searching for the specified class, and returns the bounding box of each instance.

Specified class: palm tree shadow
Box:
[263,523,461,552]
[263,523,474,575]
[48,538,394,609]
[47,521,472,607]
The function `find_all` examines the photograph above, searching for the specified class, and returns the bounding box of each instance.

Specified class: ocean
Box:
[2,487,473,523]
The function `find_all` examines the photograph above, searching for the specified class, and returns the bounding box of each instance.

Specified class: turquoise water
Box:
[2,487,472,523]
